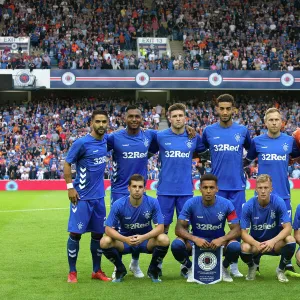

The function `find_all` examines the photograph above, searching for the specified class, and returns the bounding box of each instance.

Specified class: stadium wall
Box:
[50,70,300,89]
[1,179,299,191]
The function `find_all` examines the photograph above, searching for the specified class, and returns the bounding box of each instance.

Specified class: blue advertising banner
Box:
[192,245,223,284]
[50,70,300,90]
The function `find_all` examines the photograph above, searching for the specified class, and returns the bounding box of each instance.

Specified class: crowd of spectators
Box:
[0,94,300,180]
[1,0,300,71]
[0,95,160,180]
[152,0,300,70]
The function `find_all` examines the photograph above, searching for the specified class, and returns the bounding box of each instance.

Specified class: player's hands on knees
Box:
[260,240,275,253]
[210,238,224,250]
[68,188,80,205]
[194,237,210,248]
[185,125,196,139]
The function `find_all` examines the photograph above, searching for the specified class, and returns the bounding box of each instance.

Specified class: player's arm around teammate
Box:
[240,174,296,282]
[171,174,241,282]
[101,174,170,283]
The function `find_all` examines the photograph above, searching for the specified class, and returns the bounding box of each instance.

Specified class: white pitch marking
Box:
[0,205,111,213]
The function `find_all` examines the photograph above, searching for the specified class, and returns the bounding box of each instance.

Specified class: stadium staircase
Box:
[158,116,169,130]
[169,41,184,58]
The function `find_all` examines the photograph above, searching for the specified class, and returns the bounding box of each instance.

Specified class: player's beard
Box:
[95,126,106,136]
[220,115,231,123]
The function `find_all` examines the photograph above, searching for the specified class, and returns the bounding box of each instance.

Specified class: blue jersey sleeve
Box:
[293,205,300,230]
[243,129,251,151]
[195,134,206,153]
[291,138,300,158]
[277,198,291,225]
[107,133,114,152]
[240,202,251,230]
[178,199,192,222]
[246,139,258,161]
[151,198,164,225]
[201,128,209,149]
[65,139,85,164]
[105,203,120,228]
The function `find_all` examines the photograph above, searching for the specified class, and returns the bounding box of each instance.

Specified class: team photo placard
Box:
[192,245,223,284]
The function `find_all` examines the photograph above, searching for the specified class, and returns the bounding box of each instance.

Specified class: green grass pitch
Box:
[1,190,300,300]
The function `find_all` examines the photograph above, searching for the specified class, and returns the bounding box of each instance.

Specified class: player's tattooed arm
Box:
[185,125,196,139]
[64,162,80,205]
[175,219,210,248]
[210,223,241,250]
[243,157,252,169]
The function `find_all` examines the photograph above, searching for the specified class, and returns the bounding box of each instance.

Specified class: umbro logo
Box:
[93,150,99,153]
[122,144,129,146]
[261,146,268,149]
[165,143,171,145]
[125,217,131,220]
[213,137,220,139]
[254,217,259,219]
[197,216,203,218]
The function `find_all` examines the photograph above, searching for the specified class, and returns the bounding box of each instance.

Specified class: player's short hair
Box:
[256,174,272,184]
[216,94,234,106]
[264,108,281,122]
[91,110,108,120]
[126,105,141,113]
[200,174,218,185]
[168,103,186,115]
[129,174,145,186]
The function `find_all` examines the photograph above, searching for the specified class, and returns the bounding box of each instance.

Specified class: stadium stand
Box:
[0,0,299,70]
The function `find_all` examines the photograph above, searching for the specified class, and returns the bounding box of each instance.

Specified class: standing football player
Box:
[64,110,111,283]
[156,103,206,233]
[107,105,157,278]
[202,94,251,277]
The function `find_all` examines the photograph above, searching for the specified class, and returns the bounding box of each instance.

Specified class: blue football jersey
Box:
[246,133,300,200]
[156,130,205,195]
[178,196,239,240]
[202,122,251,191]
[65,134,107,201]
[293,204,300,230]
[241,194,290,242]
[107,129,157,194]
[105,195,164,236]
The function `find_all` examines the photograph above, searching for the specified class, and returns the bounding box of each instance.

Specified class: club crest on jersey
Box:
[282,143,289,152]
[217,212,225,221]
[143,211,151,219]
[186,140,193,149]
[143,138,149,147]
[234,133,241,143]
[270,210,276,219]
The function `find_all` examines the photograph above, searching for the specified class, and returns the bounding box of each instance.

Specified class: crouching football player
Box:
[240,174,296,282]
[171,174,241,283]
[101,174,170,282]
[293,204,300,268]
